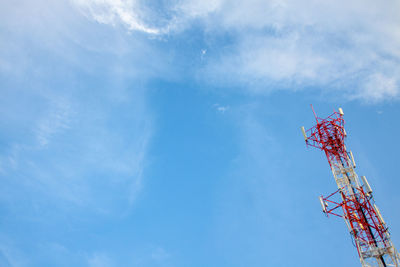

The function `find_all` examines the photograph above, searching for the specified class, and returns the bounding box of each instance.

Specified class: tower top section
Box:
[302,106,400,267]
[302,106,347,167]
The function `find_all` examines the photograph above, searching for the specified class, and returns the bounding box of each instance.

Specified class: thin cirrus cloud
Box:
[199,0,400,102]
[72,0,400,102]
[35,97,73,147]
[0,0,155,216]
[72,0,164,34]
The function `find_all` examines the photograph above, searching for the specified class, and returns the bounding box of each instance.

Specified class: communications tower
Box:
[301,106,400,267]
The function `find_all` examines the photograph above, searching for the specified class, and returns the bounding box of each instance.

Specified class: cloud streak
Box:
[35,97,73,147]
[0,0,157,218]
[72,0,164,34]
[198,0,400,102]
[72,0,400,102]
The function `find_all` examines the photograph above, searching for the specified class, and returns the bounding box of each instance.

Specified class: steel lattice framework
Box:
[302,107,400,267]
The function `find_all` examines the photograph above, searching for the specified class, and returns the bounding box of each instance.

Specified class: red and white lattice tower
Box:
[302,106,400,267]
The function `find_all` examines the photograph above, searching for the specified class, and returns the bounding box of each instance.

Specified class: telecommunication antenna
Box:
[302,106,400,266]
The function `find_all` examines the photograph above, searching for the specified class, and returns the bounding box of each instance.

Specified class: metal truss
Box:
[302,107,400,267]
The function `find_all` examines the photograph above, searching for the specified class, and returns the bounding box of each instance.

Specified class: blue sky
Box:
[1,0,400,266]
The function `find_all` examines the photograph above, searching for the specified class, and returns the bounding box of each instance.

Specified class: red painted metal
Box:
[321,187,389,257]
[304,106,398,266]
[305,107,346,167]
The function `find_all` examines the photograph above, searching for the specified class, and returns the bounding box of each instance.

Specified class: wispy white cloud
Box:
[0,92,152,213]
[72,0,161,34]
[356,73,399,103]
[71,0,400,102]
[70,0,224,35]
[196,0,400,102]
[175,0,223,19]
[35,97,73,147]
[0,0,155,217]
[0,3,156,265]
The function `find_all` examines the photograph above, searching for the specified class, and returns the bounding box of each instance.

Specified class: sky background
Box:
[1,0,400,266]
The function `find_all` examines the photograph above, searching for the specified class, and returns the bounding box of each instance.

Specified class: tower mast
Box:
[302,107,400,267]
